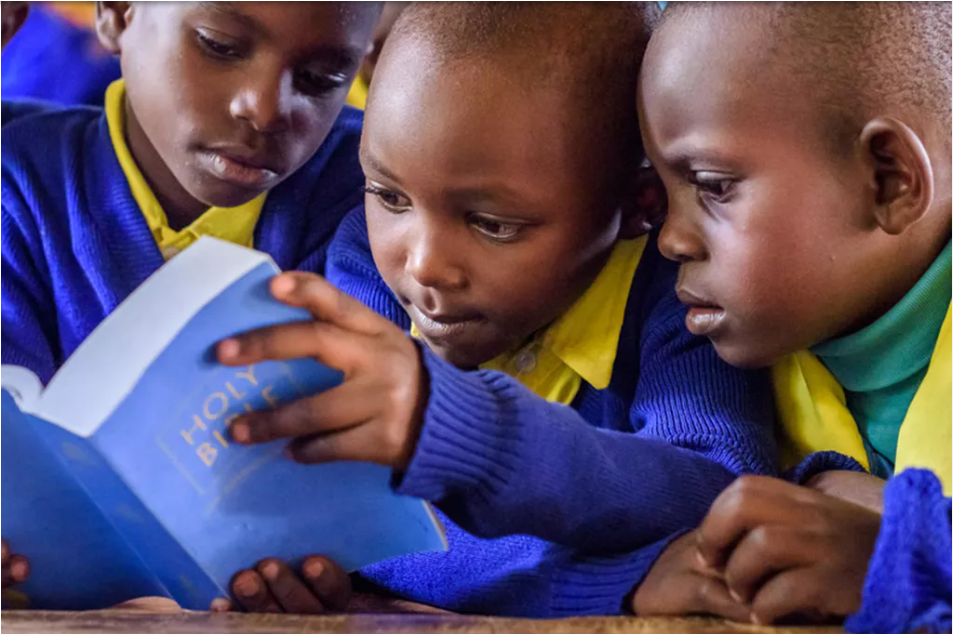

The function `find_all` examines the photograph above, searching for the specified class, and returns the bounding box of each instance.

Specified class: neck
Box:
[853,207,951,335]
[123,99,207,230]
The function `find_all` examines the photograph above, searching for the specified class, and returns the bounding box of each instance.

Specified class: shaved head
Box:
[658,2,951,150]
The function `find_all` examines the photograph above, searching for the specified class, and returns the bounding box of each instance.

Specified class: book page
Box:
[35,238,275,437]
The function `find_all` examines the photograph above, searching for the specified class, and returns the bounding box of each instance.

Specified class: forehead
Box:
[364,39,591,194]
[157,2,377,53]
[640,9,814,159]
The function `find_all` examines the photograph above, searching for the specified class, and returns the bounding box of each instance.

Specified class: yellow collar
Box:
[772,303,952,495]
[104,80,267,259]
[409,236,647,405]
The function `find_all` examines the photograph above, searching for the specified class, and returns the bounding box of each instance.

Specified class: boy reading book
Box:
[633,3,951,632]
[1,1,382,594]
[213,3,781,617]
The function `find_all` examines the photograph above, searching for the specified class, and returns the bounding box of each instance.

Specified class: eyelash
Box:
[363,185,411,212]
[363,186,525,244]
[196,31,243,60]
[196,30,346,99]
[691,172,736,204]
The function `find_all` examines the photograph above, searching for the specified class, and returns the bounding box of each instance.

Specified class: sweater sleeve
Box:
[325,207,410,328]
[845,468,952,634]
[396,274,777,554]
[1,186,59,384]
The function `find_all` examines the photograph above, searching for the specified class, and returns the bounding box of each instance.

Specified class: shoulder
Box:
[2,105,105,179]
[305,105,363,172]
[270,106,364,221]
[2,106,108,240]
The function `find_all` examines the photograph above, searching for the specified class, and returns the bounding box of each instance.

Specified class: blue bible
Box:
[1,237,446,610]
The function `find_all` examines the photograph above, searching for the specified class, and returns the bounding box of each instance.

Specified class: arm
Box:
[1,187,59,383]
[846,468,952,634]
[397,260,777,552]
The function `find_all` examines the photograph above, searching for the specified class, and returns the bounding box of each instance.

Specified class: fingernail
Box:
[218,339,241,361]
[11,560,28,580]
[303,558,324,580]
[231,423,251,444]
[751,614,762,626]
[729,589,743,603]
[272,275,297,297]
[235,574,260,598]
[210,598,232,613]
[261,561,279,580]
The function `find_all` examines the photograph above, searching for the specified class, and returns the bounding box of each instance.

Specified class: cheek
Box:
[366,210,407,289]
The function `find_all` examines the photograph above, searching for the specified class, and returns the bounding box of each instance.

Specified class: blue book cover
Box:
[1,237,447,610]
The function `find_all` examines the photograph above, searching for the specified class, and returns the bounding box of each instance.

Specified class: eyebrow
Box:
[196,2,363,68]
[359,147,403,184]
[198,2,267,37]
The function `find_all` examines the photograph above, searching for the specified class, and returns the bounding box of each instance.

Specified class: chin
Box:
[189,176,268,210]
[711,339,778,370]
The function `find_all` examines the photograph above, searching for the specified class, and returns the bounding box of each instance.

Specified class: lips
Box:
[406,303,484,342]
[197,147,282,190]
[676,286,727,337]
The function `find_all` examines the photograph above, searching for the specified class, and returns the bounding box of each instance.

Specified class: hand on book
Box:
[217,272,428,470]
[214,555,352,614]
[210,555,449,615]
[1,539,30,588]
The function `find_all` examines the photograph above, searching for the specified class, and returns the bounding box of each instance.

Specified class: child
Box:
[214,3,780,617]
[633,3,951,632]
[1,0,381,593]
[2,2,121,108]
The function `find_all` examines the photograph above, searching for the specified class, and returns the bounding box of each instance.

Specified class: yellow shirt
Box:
[104,80,266,259]
[413,236,648,405]
[345,76,369,111]
[773,304,952,494]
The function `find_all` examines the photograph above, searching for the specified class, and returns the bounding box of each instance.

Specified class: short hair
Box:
[660,2,952,148]
[380,2,662,166]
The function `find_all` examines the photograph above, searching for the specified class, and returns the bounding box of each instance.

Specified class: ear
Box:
[95,2,133,55]
[859,118,934,236]
[619,164,668,240]
[1,1,29,51]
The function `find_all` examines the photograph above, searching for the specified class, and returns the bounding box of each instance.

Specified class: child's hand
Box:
[696,476,881,625]
[805,470,886,513]
[632,531,751,622]
[1,539,29,588]
[217,272,428,470]
[224,556,352,614]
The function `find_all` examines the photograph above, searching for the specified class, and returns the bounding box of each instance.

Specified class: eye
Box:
[469,215,523,243]
[295,68,349,98]
[692,171,736,203]
[363,185,412,213]
[196,30,244,60]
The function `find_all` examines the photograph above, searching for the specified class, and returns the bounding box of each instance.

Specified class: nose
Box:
[657,197,707,263]
[229,66,293,134]
[405,217,468,293]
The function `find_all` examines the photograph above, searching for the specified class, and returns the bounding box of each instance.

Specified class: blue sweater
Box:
[1,105,365,384]
[845,469,952,634]
[326,209,779,616]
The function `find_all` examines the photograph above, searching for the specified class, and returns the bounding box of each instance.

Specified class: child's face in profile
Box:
[361,43,635,368]
[639,15,896,369]
[98,2,378,210]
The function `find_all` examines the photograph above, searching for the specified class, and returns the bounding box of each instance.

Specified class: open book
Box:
[1,237,446,610]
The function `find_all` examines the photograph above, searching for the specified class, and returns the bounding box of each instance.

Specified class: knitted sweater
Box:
[1,105,365,383]
[327,208,779,616]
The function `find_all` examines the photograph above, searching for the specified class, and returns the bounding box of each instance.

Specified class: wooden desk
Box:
[2,610,844,634]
